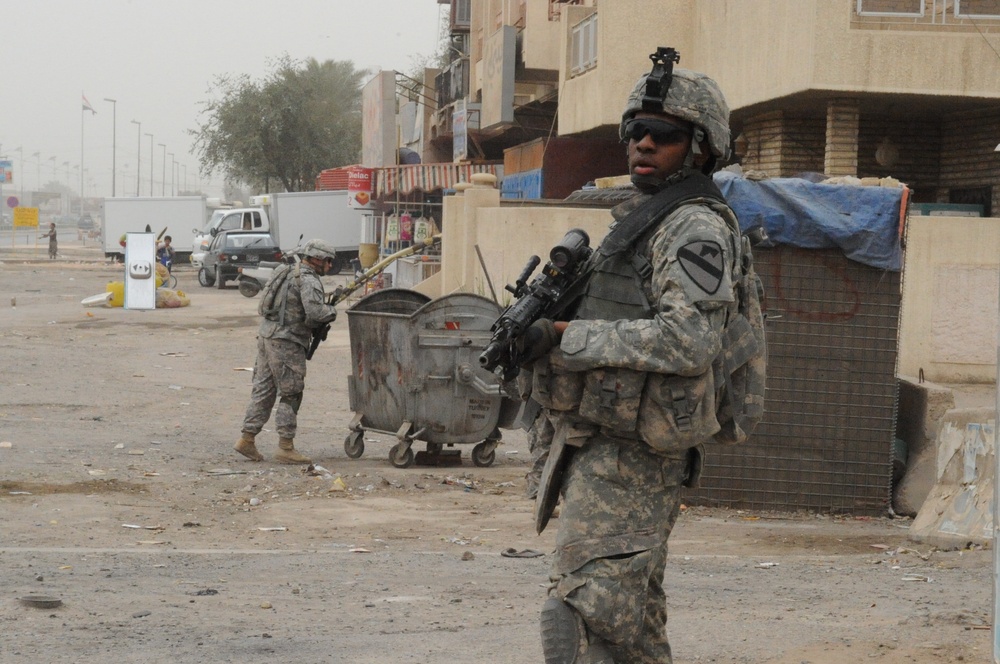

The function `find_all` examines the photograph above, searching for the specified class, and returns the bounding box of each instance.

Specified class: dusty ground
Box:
[0,236,993,663]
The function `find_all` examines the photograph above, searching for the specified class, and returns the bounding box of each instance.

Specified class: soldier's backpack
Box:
[258,262,300,324]
[712,230,767,445]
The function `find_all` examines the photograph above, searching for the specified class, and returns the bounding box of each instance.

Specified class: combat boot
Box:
[275,437,311,464]
[540,597,614,664]
[234,432,263,462]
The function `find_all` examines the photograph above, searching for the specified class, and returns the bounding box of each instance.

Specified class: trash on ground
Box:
[19,595,63,609]
[755,562,779,569]
[501,548,544,558]
[258,527,287,532]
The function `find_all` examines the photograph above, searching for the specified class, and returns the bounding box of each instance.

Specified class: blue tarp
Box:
[713,171,905,271]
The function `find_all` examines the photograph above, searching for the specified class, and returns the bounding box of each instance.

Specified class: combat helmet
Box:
[620,47,731,164]
[298,239,338,261]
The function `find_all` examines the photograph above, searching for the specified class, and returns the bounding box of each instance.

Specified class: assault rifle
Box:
[307,236,442,360]
[306,323,330,361]
[479,229,592,380]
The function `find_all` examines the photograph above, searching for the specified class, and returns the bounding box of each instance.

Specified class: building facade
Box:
[439,0,1000,212]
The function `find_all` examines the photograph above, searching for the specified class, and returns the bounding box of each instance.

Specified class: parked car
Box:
[77,213,95,230]
[198,230,282,289]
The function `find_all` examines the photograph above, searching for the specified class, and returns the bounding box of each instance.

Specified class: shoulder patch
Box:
[677,240,724,295]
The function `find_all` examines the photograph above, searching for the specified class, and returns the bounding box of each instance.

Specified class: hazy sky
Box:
[0,0,446,200]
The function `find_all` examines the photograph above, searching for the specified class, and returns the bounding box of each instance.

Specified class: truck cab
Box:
[191,208,269,267]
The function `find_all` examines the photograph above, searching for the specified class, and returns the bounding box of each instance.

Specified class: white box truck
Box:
[190,190,362,274]
[102,196,208,260]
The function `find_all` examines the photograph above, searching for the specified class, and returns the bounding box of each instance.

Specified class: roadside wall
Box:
[435,181,1000,384]
[898,215,1000,383]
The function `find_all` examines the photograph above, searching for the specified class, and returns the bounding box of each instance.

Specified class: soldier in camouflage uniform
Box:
[235,239,339,465]
[524,55,741,663]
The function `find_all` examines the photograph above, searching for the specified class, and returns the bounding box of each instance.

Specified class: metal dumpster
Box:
[344,288,519,468]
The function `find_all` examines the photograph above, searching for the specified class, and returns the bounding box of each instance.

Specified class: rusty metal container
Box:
[345,289,518,468]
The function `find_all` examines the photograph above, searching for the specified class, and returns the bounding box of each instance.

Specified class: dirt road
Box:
[0,240,992,663]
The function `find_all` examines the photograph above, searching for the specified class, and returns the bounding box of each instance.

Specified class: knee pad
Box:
[279,392,303,413]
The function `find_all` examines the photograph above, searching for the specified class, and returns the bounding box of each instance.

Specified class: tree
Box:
[192,55,366,192]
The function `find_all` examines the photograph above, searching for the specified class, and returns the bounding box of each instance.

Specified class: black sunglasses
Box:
[623,118,692,146]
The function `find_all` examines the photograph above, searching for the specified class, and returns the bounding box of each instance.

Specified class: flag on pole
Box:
[82,94,96,114]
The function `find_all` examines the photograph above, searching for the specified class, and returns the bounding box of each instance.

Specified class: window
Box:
[856,0,925,16]
[955,0,1000,18]
[451,0,470,29]
[570,12,598,76]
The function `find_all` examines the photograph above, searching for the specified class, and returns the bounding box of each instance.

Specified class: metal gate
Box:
[687,246,901,514]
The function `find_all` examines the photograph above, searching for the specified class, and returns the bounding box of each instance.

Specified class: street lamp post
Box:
[182,164,187,193]
[14,146,23,201]
[32,151,40,192]
[103,98,116,196]
[130,119,141,197]
[145,133,154,196]
[167,153,174,196]
[158,144,166,196]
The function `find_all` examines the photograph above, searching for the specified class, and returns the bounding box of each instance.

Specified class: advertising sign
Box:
[361,71,398,168]
[453,106,468,162]
[0,160,12,184]
[124,232,157,310]
[347,166,374,209]
[13,207,39,228]
[481,26,516,128]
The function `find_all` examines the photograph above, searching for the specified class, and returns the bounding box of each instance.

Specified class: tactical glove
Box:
[515,319,560,367]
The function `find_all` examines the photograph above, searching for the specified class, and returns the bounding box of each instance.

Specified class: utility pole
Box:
[104,98,117,196]
[130,119,141,197]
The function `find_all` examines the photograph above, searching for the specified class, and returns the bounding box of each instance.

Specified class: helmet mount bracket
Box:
[641,47,681,113]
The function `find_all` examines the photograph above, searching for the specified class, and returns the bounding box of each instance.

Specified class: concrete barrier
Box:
[910,408,996,547]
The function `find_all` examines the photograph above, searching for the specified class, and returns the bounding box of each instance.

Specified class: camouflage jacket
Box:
[258,264,337,349]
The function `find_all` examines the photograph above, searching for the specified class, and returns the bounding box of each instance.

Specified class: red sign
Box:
[347,166,374,209]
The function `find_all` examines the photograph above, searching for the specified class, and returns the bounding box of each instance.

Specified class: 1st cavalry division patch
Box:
[677,240,724,294]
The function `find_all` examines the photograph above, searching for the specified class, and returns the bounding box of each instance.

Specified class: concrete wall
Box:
[898,215,1000,383]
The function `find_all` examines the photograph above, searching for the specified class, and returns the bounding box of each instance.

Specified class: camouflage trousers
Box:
[241,337,307,440]
[549,435,687,664]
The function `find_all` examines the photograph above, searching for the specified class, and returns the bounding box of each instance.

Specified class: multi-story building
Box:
[441,0,1000,213]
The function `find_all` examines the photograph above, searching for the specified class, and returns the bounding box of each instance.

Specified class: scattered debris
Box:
[350,547,372,553]
[0,441,12,449]
[257,527,287,532]
[901,574,931,582]
[462,551,475,561]
[755,562,779,569]
[132,611,152,618]
[19,596,62,609]
[501,548,544,559]
[188,589,218,597]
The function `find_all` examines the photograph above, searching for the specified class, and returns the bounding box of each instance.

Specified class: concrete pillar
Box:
[459,174,499,293]
[824,98,860,177]
[438,182,471,296]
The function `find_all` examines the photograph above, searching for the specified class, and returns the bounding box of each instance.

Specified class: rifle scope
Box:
[549,228,591,270]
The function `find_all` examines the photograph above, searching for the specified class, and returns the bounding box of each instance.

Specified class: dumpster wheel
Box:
[344,431,365,459]
[471,440,498,467]
[389,442,415,468]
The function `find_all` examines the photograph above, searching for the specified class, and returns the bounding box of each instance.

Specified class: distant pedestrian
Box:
[40,222,57,259]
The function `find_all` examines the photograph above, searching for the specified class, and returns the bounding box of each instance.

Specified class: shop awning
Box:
[375,163,502,197]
